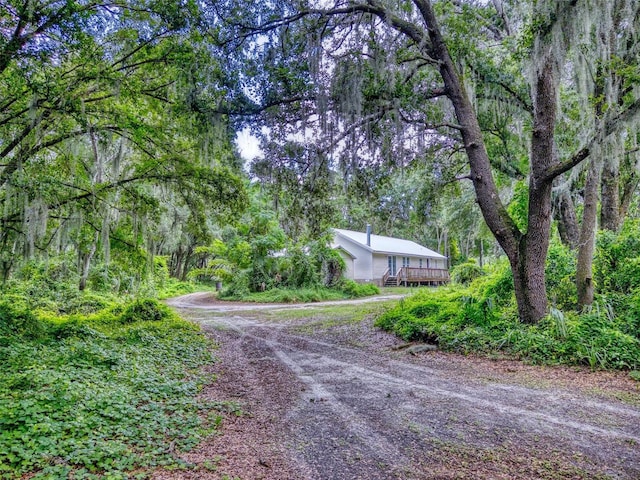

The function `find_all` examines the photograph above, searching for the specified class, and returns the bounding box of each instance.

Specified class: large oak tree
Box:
[216,0,640,323]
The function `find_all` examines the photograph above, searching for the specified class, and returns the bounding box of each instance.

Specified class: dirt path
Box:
[159,293,640,480]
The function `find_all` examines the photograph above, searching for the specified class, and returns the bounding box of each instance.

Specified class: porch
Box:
[382,266,450,287]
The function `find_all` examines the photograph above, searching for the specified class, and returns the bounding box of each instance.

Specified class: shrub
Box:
[64,293,115,315]
[119,298,174,324]
[228,287,347,303]
[219,270,251,299]
[468,260,514,306]
[375,266,640,370]
[339,279,379,298]
[0,302,45,341]
[450,261,484,285]
[618,290,640,340]
[568,308,640,369]
[545,240,577,309]
[279,246,318,288]
[157,279,204,300]
[595,221,640,294]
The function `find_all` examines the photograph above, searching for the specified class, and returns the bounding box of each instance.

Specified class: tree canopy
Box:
[212,0,640,323]
[1,0,640,323]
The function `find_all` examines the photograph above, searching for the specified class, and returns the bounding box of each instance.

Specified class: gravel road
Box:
[158,292,640,480]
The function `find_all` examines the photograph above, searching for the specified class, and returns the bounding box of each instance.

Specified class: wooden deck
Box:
[383,267,450,286]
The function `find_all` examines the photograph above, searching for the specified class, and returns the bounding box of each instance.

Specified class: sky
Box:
[235,127,263,161]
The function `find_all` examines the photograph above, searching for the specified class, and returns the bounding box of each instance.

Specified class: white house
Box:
[332,227,449,286]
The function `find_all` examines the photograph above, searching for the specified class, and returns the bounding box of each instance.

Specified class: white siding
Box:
[373,254,390,280]
[333,229,448,284]
[337,250,355,280]
[335,237,373,281]
[432,258,446,269]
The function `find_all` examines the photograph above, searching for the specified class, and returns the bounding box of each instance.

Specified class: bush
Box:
[226,287,347,303]
[119,298,174,324]
[546,240,577,309]
[450,261,484,285]
[339,279,379,298]
[468,260,514,306]
[219,271,251,299]
[375,265,640,370]
[64,293,115,315]
[279,246,318,288]
[595,221,640,294]
[0,302,45,341]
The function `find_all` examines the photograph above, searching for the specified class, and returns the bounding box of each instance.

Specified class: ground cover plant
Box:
[376,241,640,372]
[0,295,226,479]
[220,280,379,303]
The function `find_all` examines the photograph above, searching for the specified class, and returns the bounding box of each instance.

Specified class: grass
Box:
[0,298,223,479]
[228,287,348,303]
[156,279,216,300]
[260,299,397,323]
[378,286,435,296]
[220,281,380,303]
[425,441,614,480]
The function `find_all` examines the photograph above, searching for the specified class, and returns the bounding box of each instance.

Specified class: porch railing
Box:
[395,266,450,285]
[382,268,391,286]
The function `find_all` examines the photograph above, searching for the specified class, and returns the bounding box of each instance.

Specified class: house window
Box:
[402,256,410,267]
[388,256,397,276]
[419,258,423,268]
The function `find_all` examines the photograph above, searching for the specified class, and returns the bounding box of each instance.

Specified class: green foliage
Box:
[450,261,485,285]
[338,280,380,298]
[0,302,45,342]
[375,264,640,370]
[220,270,252,298]
[156,278,211,300]
[279,246,318,288]
[595,220,640,294]
[221,281,379,303]
[1,260,123,315]
[546,239,577,310]
[233,287,346,303]
[119,298,175,324]
[507,181,529,232]
[315,244,346,287]
[466,260,514,306]
[0,293,221,479]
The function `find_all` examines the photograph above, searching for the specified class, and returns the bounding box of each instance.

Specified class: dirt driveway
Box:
[160,293,640,480]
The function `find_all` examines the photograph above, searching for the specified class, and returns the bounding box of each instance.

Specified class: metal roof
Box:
[333,228,446,259]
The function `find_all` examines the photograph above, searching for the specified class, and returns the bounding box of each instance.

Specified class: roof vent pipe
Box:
[366,224,371,246]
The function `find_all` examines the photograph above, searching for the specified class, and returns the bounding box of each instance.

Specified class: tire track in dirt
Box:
[170,296,640,479]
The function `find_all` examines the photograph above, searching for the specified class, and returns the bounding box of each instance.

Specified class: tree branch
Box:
[542,96,640,182]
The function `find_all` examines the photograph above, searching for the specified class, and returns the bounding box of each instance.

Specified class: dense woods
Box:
[1,1,640,476]
[2,0,639,321]
[217,0,640,324]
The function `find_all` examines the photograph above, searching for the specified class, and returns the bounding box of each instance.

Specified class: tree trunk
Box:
[553,188,579,249]
[511,179,554,323]
[577,160,601,309]
[417,0,564,324]
[619,172,639,222]
[181,249,193,281]
[170,250,184,278]
[79,234,98,291]
[512,241,549,325]
[600,161,621,232]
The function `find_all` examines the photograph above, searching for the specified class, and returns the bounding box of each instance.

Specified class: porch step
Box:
[384,276,397,287]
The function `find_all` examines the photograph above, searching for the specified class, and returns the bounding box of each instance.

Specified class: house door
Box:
[387,255,397,276]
